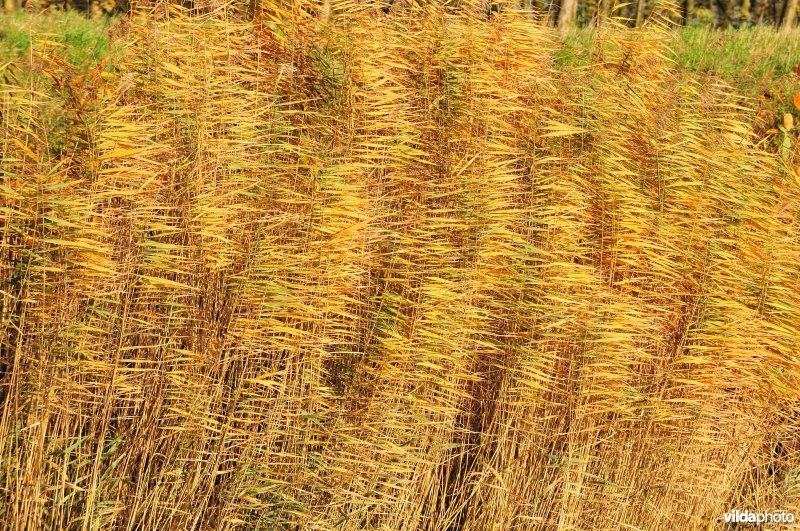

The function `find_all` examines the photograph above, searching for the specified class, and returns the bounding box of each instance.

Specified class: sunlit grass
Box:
[1,4,799,530]
[0,9,117,68]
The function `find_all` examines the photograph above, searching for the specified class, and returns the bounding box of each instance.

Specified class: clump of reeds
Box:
[1,1,799,529]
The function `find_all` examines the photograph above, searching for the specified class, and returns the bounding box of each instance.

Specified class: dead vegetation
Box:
[1,2,799,529]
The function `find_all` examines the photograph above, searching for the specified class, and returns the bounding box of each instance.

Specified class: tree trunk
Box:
[634,0,644,26]
[683,0,694,24]
[557,0,578,28]
[783,0,799,28]
[586,0,596,24]
[524,0,536,18]
[715,0,733,27]
[740,0,751,23]
[4,0,16,14]
[546,0,557,25]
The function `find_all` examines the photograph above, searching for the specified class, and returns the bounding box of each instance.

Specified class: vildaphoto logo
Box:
[723,509,796,525]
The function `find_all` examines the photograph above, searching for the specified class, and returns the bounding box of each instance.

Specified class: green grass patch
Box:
[0,10,117,69]
[555,24,800,135]
[671,26,800,134]
[672,26,800,86]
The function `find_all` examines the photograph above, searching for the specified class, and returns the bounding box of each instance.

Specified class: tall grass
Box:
[0,9,117,68]
[1,2,799,529]
[673,25,800,84]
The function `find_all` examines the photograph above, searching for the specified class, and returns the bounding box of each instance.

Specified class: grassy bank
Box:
[558,24,800,130]
[0,10,116,68]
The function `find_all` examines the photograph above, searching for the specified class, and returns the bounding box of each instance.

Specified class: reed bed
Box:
[1,2,799,529]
